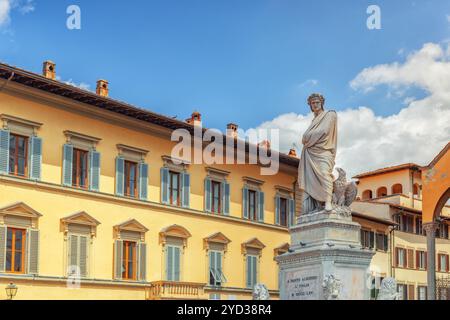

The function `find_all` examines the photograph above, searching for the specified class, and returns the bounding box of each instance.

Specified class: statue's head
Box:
[307,93,325,113]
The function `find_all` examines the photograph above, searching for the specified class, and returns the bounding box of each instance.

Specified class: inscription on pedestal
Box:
[285,269,320,300]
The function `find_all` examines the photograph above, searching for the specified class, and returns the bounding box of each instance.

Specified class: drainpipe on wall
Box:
[390,226,396,278]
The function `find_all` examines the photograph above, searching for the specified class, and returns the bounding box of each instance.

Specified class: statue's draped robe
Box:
[298,110,337,206]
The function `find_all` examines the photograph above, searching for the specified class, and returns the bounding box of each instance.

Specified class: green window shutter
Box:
[62,144,73,186]
[258,191,265,222]
[181,172,190,208]
[289,198,295,227]
[223,182,230,216]
[0,130,10,174]
[0,225,6,272]
[160,167,170,204]
[204,178,212,212]
[242,187,249,219]
[27,229,40,275]
[89,150,101,192]
[216,251,224,283]
[174,246,181,281]
[275,196,280,225]
[246,256,252,288]
[209,251,216,285]
[115,157,125,196]
[369,232,375,249]
[166,246,173,280]
[138,242,147,281]
[29,136,42,180]
[139,162,149,200]
[252,256,258,288]
[114,240,123,280]
[384,235,389,251]
[79,236,88,278]
[68,235,79,271]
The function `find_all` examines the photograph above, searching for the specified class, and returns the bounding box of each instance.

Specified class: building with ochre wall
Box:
[0,61,301,300]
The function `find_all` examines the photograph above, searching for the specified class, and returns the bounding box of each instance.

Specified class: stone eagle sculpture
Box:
[332,168,358,207]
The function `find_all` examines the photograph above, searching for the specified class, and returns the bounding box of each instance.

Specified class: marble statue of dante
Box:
[298,93,337,213]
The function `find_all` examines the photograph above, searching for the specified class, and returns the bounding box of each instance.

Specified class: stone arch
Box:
[392,184,403,195]
[376,187,388,198]
[433,188,450,220]
[362,190,373,200]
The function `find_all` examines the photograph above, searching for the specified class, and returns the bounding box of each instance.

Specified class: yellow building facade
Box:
[0,61,300,300]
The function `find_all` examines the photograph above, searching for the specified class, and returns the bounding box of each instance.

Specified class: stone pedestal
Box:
[277,209,375,300]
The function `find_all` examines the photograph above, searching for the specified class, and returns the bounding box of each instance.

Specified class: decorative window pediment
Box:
[275,185,294,198]
[243,176,264,190]
[159,224,191,247]
[114,219,148,242]
[204,232,232,252]
[64,130,101,151]
[162,155,190,172]
[61,211,100,237]
[117,144,148,162]
[274,243,290,258]
[206,167,230,181]
[241,237,265,256]
[1,114,42,136]
[0,202,42,228]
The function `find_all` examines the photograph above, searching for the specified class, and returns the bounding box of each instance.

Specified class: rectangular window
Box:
[405,215,414,233]
[397,248,406,268]
[416,218,423,235]
[124,161,138,198]
[279,198,288,227]
[376,233,388,252]
[166,245,181,281]
[361,230,374,249]
[417,251,426,270]
[439,224,449,239]
[248,190,257,221]
[8,134,28,177]
[397,284,407,300]
[439,254,449,272]
[246,255,258,289]
[418,286,427,300]
[169,171,180,206]
[5,228,26,273]
[211,181,221,214]
[209,250,226,286]
[122,241,137,280]
[72,148,89,188]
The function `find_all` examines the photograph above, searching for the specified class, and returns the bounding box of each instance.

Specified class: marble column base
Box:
[276,208,375,300]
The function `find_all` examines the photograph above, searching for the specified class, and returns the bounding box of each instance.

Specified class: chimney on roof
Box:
[43,61,56,80]
[259,140,271,149]
[186,111,202,126]
[288,148,297,157]
[96,80,109,97]
[227,123,238,139]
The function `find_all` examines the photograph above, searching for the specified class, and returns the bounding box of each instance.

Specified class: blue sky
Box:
[1,0,448,129]
[1,0,450,175]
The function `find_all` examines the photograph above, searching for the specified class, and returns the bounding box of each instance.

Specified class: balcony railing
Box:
[145,281,206,300]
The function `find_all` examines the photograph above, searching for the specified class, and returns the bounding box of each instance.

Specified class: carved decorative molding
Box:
[241,237,266,256]
[64,130,101,150]
[159,224,192,247]
[206,167,230,181]
[1,114,42,136]
[60,211,101,238]
[243,176,265,187]
[0,202,42,228]
[161,155,190,172]
[203,232,232,252]
[274,243,290,258]
[114,219,148,242]
[117,144,149,162]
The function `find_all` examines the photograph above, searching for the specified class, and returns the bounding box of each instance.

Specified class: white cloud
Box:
[249,42,450,178]
[298,79,319,88]
[0,0,34,27]
[56,76,92,91]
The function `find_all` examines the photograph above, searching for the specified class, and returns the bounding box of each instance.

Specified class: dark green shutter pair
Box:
[114,240,147,281]
[242,187,265,222]
[62,144,101,191]
[0,225,39,274]
[160,168,190,208]
[204,178,230,215]
[115,157,148,200]
[68,234,89,278]
[0,129,42,180]
[246,255,258,289]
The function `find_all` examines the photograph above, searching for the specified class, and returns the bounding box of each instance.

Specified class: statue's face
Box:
[310,98,323,114]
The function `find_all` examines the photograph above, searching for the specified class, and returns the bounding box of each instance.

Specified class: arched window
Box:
[377,187,388,198]
[362,190,373,200]
[392,184,403,195]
